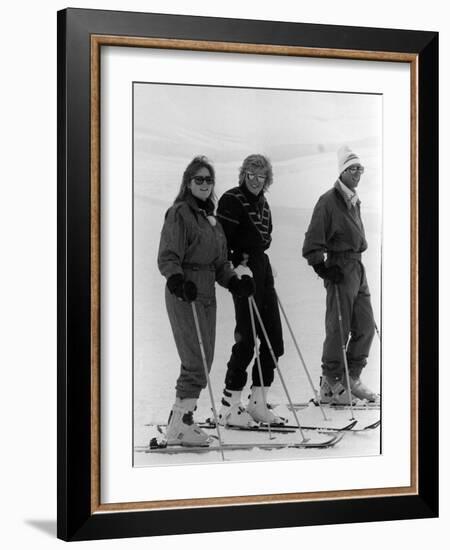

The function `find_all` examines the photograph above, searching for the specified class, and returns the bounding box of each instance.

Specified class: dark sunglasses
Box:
[346,166,365,174]
[192,176,214,185]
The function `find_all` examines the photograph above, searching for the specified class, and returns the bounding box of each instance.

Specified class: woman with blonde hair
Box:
[216,154,285,427]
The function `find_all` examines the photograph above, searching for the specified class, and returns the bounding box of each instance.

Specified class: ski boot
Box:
[165,398,209,447]
[218,389,258,428]
[319,375,359,406]
[349,377,380,404]
[247,386,287,425]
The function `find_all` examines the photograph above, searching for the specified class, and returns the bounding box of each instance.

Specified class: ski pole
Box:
[334,285,355,421]
[374,321,381,343]
[249,296,309,443]
[248,297,273,440]
[276,291,329,421]
[191,301,225,461]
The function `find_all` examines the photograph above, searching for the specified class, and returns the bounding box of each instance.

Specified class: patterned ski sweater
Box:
[217,186,272,259]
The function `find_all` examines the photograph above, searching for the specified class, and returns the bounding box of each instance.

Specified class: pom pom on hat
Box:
[338,145,362,175]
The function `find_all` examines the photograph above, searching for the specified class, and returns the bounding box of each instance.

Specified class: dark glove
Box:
[167,274,198,302]
[228,275,255,298]
[230,250,247,268]
[313,262,344,284]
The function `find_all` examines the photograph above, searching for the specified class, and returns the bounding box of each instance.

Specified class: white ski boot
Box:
[349,377,380,403]
[218,389,258,428]
[165,398,209,447]
[320,376,359,406]
[247,386,287,425]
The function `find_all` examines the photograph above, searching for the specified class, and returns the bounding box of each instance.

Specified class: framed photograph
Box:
[57,8,438,541]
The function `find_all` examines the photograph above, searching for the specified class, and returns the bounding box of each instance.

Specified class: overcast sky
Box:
[133,82,382,210]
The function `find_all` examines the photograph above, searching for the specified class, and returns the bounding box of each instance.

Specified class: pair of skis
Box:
[199,418,380,433]
[144,417,376,434]
[142,431,345,455]
[288,399,381,412]
[139,416,380,455]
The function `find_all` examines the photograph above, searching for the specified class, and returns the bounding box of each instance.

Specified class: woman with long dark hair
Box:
[158,156,255,446]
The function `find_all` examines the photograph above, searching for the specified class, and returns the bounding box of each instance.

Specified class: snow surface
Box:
[132,84,382,466]
[133,180,381,466]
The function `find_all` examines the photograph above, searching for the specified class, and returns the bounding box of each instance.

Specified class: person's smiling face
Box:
[340,164,364,190]
[188,166,214,201]
[244,168,267,196]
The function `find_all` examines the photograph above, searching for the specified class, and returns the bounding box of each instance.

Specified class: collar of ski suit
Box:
[336,179,360,209]
[185,193,215,217]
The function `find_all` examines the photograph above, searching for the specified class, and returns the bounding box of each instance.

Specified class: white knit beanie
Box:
[338,145,362,175]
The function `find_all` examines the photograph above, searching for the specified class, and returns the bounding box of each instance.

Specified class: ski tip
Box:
[332,432,346,445]
[364,420,381,430]
[341,419,358,431]
[318,431,345,446]
[300,431,346,448]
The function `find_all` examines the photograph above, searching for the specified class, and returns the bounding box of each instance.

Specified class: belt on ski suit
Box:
[328,251,362,262]
[182,262,216,271]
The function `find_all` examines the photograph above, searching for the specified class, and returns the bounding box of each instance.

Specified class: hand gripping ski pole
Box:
[334,285,355,420]
[191,302,225,461]
[276,291,329,421]
[249,296,309,443]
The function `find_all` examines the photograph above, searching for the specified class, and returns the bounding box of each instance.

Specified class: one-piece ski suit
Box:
[302,181,375,379]
[158,194,236,399]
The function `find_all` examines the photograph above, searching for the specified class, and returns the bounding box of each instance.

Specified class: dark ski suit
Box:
[158,194,235,399]
[302,181,375,379]
[217,185,284,390]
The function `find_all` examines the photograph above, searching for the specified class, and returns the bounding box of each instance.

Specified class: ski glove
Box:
[313,262,344,284]
[228,275,255,298]
[230,250,249,268]
[167,273,198,302]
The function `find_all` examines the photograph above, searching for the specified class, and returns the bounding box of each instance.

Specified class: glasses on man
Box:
[246,172,267,183]
[191,176,214,185]
[346,165,365,174]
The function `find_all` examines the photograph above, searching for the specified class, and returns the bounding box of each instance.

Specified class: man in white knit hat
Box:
[302,145,379,405]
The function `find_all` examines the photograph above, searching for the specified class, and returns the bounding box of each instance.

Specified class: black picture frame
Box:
[57,7,438,541]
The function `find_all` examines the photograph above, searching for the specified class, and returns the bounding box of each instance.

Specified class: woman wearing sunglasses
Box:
[158,156,255,446]
[216,154,286,428]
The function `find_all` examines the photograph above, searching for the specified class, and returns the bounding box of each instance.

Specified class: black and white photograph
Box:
[132,82,382,465]
[49,3,439,544]
[0,0,445,543]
